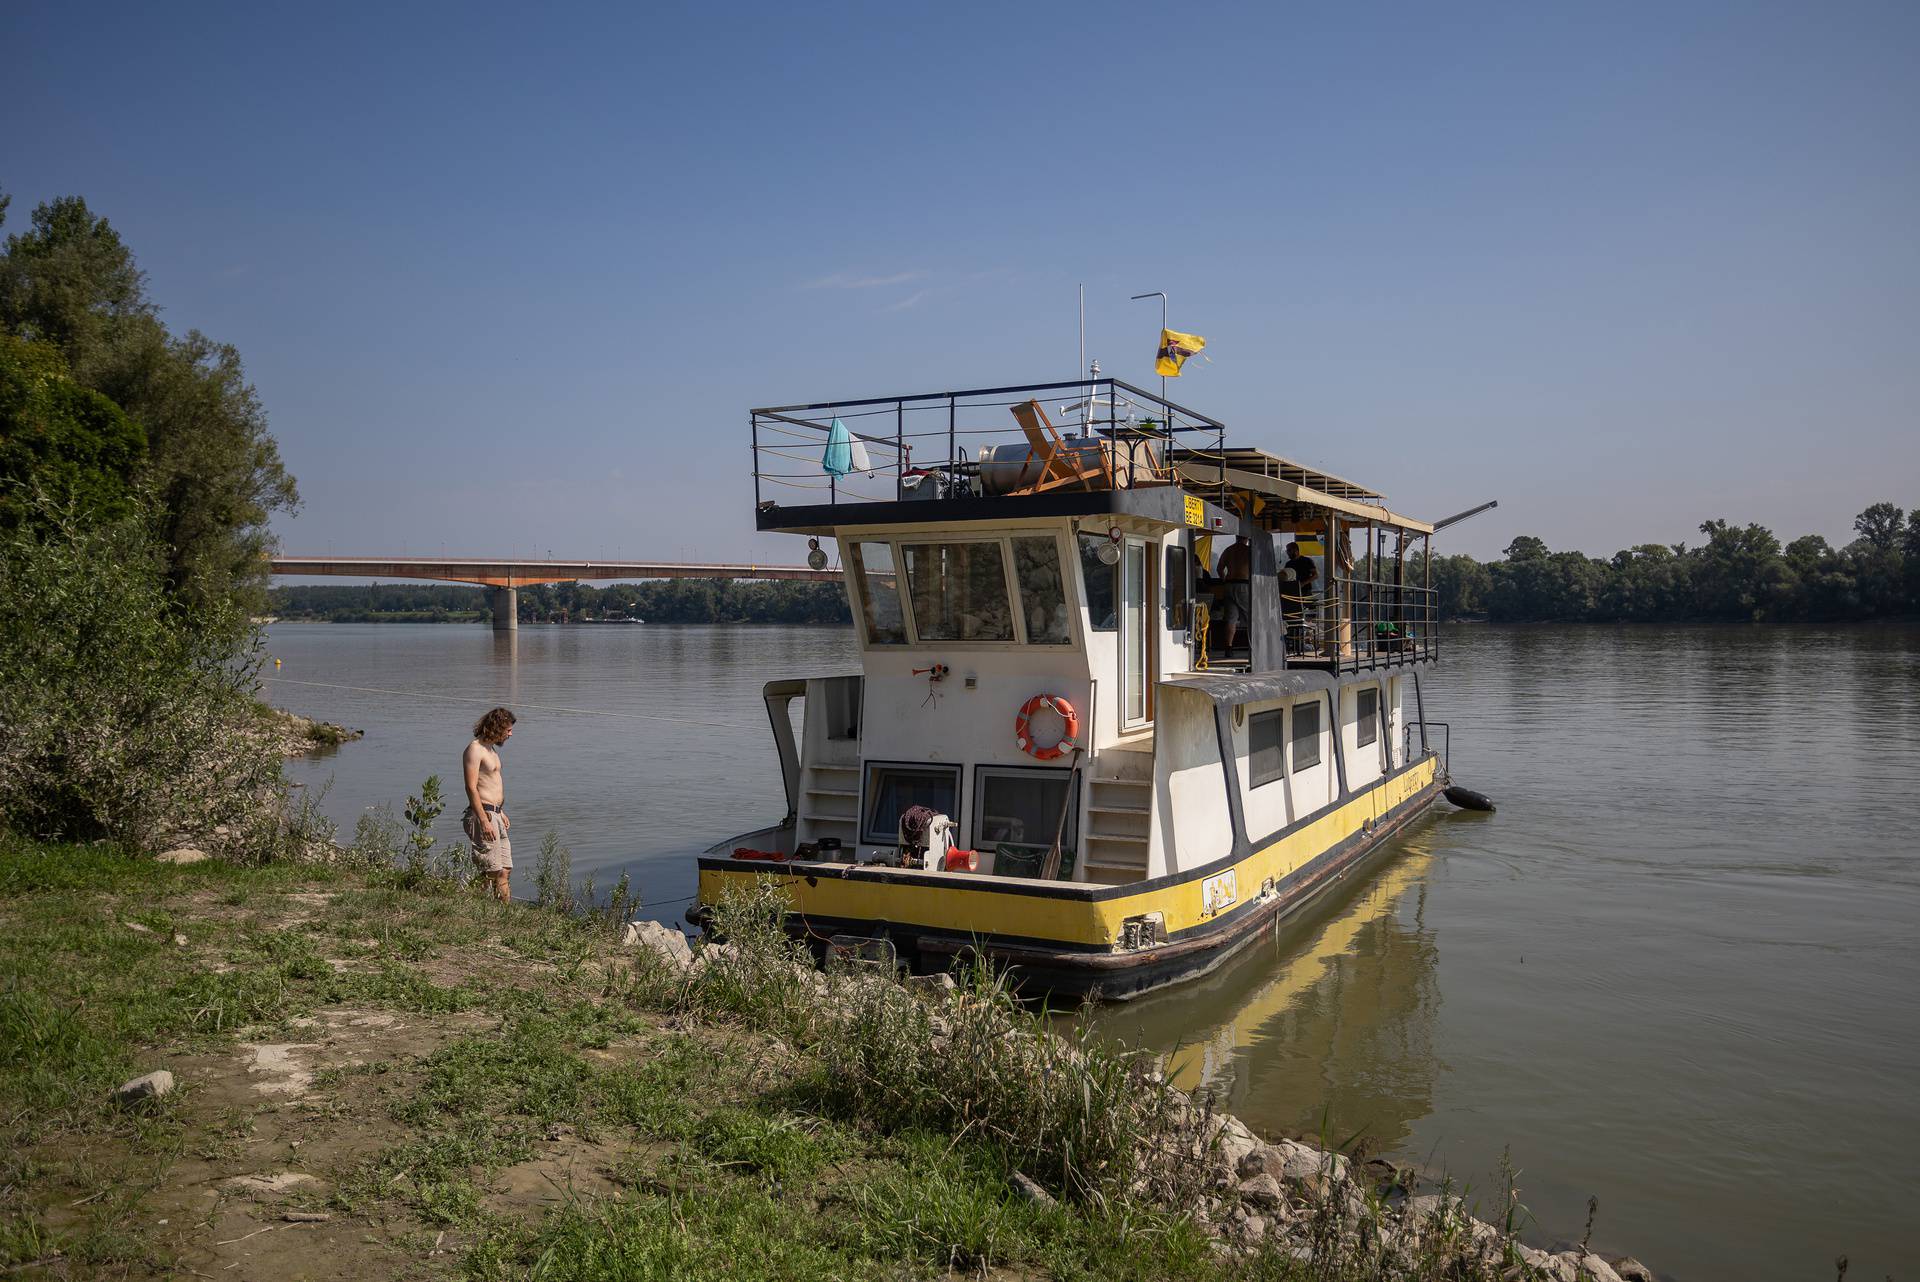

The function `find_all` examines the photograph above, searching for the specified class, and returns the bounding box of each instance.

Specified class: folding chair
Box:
[1006,400,1112,493]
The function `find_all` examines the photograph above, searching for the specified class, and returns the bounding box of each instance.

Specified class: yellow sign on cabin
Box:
[1183,495,1204,528]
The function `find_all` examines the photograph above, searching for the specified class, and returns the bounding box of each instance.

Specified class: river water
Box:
[268,622,1920,1280]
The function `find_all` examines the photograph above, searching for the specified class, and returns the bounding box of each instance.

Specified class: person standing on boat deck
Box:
[1218,534,1252,649]
[1282,541,1319,653]
[462,707,516,904]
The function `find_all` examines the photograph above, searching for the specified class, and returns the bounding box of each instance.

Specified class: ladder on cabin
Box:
[798,761,861,845]
[1083,746,1153,884]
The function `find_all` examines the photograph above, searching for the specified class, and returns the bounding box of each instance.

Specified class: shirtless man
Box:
[462,707,516,903]
[1217,534,1252,649]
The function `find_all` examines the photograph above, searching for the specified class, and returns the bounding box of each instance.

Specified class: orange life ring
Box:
[1014,694,1081,761]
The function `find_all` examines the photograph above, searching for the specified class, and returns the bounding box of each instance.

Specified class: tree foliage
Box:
[0,333,146,526]
[0,192,297,615]
[1416,502,1916,623]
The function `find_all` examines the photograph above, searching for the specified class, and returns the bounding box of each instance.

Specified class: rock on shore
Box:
[269,710,362,757]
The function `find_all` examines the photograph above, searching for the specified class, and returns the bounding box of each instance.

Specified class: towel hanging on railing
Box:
[821,417,873,477]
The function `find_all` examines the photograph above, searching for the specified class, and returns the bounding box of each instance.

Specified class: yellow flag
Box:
[1156,328,1206,377]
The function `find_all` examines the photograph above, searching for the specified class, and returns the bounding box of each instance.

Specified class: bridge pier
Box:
[489,586,518,632]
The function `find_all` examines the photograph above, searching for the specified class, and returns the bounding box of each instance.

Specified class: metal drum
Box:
[976,437,1107,496]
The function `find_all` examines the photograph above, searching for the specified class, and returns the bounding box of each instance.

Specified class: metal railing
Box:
[749,377,1228,509]
[1405,720,1450,776]
[1282,578,1439,673]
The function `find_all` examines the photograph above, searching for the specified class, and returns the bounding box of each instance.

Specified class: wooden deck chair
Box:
[1007,400,1112,493]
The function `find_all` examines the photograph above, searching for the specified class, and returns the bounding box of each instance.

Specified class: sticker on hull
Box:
[1200,869,1238,918]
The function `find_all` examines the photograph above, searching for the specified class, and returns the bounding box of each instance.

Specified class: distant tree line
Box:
[271,583,489,622]
[271,503,1920,629]
[270,579,853,625]
[1411,503,1918,623]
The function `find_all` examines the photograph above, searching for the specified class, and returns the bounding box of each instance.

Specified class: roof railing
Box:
[749,377,1228,510]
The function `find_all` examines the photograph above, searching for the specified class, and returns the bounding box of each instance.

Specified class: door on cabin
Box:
[1120,537,1154,729]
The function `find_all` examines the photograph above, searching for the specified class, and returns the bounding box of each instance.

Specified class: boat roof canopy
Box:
[1176,447,1381,502]
[1172,458,1434,535]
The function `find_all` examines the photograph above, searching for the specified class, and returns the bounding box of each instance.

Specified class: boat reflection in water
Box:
[1088,828,1443,1155]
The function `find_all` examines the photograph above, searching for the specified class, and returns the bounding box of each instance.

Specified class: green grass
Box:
[0,836,634,1271]
[0,837,1570,1282]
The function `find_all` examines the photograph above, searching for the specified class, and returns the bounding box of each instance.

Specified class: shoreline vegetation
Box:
[0,833,1659,1282]
[266,501,1920,627]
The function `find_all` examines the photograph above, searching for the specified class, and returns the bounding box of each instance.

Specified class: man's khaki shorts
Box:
[462,806,512,873]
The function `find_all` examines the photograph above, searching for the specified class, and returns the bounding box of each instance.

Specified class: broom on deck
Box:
[1038,746,1084,881]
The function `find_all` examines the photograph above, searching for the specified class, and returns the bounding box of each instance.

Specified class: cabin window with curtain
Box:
[850,542,906,645]
[902,541,1014,642]
[1356,687,1379,747]
[863,763,961,844]
[1249,709,1285,787]
[1291,699,1322,771]
[1011,536,1072,645]
[1077,533,1117,632]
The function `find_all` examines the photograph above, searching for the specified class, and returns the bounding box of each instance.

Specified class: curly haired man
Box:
[462,707,517,903]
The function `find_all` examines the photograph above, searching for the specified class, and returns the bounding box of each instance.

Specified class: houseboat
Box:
[693,377,1474,1001]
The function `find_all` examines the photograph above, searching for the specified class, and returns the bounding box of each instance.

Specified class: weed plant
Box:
[533,831,574,913]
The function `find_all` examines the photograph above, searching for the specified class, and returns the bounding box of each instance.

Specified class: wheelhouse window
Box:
[902,541,1014,642]
[1291,699,1322,771]
[1011,536,1071,645]
[974,766,1078,875]
[862,763,960,844]
[1077,533,1117,632]
[850,542,906,646]
[1356,687,1379,748]
[1249,709,1285,787]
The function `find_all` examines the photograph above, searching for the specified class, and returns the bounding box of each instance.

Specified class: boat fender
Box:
[1443,785,1496,813]
[1014,694,1081,761]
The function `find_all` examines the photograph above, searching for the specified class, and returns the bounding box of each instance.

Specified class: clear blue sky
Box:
[7,0,1916,562]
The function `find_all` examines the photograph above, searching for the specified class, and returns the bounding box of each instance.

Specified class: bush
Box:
[0,494,283,855]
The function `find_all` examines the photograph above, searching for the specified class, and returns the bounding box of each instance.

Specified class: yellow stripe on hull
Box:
[698,757,1437,948]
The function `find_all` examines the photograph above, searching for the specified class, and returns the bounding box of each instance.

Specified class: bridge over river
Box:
[269,557,840,630]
